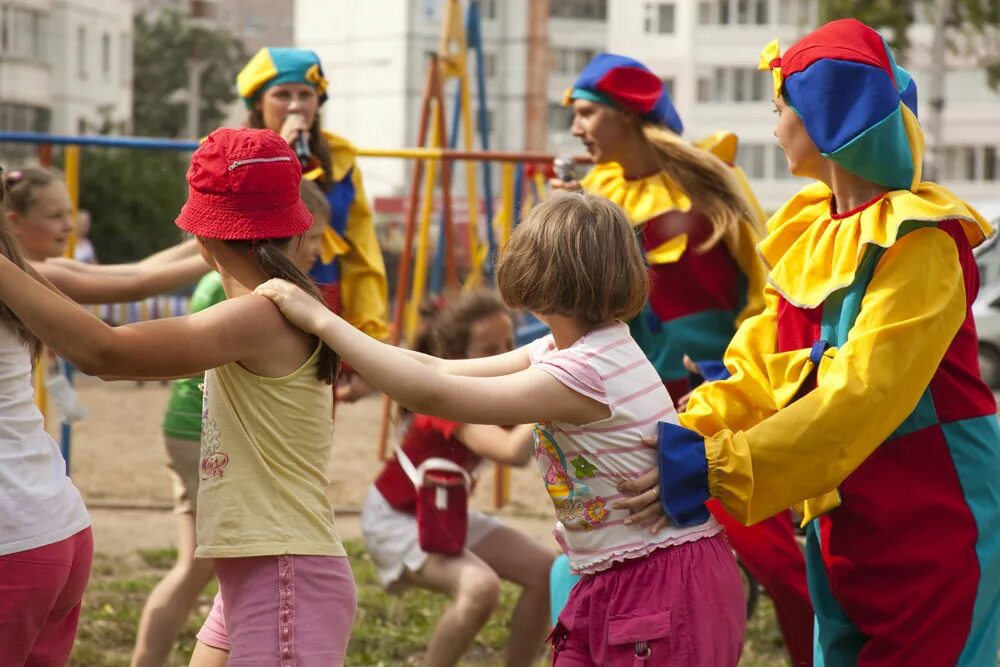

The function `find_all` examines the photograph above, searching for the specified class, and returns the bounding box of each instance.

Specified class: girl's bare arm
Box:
[0,254,283,380]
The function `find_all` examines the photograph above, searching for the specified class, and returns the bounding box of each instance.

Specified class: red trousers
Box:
[708,500,814,667]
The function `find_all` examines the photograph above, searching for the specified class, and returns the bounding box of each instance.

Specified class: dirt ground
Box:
[56,375,560,558]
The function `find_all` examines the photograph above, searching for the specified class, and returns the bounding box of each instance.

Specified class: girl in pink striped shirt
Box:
[257,193,746,666]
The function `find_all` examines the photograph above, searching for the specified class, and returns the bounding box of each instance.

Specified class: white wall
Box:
[49,0,133,134]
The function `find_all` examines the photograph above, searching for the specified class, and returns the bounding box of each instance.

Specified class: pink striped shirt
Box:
[529,322,720,574]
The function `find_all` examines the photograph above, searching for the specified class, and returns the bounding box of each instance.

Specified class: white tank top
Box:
[0,322,89,556]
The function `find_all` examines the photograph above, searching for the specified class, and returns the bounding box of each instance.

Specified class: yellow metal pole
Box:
[64,145,80,257]
[532,171,547,203]
[405,102,442,343]
[498,162,515,249]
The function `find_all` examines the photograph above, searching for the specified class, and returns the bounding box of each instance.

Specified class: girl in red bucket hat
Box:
[0,127,358,665]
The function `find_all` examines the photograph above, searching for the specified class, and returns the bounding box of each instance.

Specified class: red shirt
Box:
[374,415,482,513]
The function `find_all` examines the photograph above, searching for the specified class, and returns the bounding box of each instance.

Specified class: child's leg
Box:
[0,527,93,665]
[470,524,554,667]
[402,550,502,667]
[133,502,215,666]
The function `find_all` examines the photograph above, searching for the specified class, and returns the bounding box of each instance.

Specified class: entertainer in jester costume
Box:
[554,53,815,666]
[653,19,1000,665]
[238,48,388,399]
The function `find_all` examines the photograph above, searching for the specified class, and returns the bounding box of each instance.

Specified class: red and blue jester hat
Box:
[564,52,684,135]
[760,18,921,190]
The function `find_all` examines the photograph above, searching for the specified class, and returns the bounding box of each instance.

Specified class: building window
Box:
[718,0,730,24]
[483,51,497,77]
[736,143,767,179]
[661,77,675,97]
[0,6,8,52]
[77,26,87,79]
[101,33,111,79]
[0,103,51,132]
[481,0,498,20]
[773,145,794,179]
[697,76,713,102]
[737,0,751,24]
[755,0,769,24]
[547,103,574,132]
[644,3,676,33]
[698,1,714,24]
[550,0,607,20]
[120,32,132,85]
[78,117,88,135]
[699,67,769,103]
[550,47,596,75]
[0,6,47,61]
[943,146,977,181]
[986,146,998,181]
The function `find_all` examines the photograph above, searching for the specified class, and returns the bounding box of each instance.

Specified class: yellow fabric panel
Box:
[580,162,692,225]
[695,131,739,164]
[760,181,992,309]
[646,233,688,265]
[337,165,389,341]
[236,48,279,100]
[683,228,967,525]
[320,227,349,264]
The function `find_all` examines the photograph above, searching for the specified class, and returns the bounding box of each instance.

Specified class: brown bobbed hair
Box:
[496,193,648,327]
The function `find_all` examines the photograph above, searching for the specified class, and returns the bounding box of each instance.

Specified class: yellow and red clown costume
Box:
[238,48,388,341]
[564,54,816,666]
[657,19,1000,665]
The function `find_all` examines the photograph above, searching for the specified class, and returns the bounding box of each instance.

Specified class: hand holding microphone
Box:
[281,112,311,168]
[549,155,582,193]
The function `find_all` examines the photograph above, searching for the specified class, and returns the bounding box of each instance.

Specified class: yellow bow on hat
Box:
[758,39,783,98]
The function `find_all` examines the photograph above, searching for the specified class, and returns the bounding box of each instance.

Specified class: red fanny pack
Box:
[396,449,471,555]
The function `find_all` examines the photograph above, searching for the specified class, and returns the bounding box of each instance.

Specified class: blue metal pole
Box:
[513,162,525,227]
[467,0,497,282]
[429,83,466,295]
[59,362,74,474]
[0,131,198,150]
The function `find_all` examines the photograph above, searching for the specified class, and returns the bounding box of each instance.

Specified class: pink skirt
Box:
[198,554,356,666]
[552,533,745,666]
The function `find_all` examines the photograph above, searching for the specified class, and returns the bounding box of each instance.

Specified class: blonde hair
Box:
[0,170,41,357]
[641,123,759,251]
[497,193,648,327]
[299,178,330,221]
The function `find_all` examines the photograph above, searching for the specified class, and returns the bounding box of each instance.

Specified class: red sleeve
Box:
[412,414,462,440]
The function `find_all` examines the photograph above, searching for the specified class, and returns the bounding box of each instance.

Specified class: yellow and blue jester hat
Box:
[237,47,329,109]
[564,53,683,135]
[759,19,921,191]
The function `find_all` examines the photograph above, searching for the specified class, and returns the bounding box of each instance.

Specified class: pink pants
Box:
[0,527,94,667]
[551,533,745,666]
[198,554,357,666]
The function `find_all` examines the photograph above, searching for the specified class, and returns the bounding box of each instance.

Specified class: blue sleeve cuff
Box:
[697,360,731,383]
[657,421,711,528]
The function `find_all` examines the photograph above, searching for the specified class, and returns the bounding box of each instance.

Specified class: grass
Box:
[71,541,790,666]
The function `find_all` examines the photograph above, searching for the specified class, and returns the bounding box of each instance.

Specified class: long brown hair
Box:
[247,110,333,189]
[641,123,759,252]
[0,169,42,357]
[4,167,60,215]
[222,237,339,384]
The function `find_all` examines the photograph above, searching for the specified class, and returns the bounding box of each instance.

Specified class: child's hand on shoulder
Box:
[255,279,328,334]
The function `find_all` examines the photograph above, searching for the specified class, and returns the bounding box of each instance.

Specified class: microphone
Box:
[288,111,311,167]
[294,129,310,168]
[553,155,576,183]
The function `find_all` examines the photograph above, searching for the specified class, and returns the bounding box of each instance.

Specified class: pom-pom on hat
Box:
[564,53,683,135]
[175,128,313,240]
[237,47,329,109]
[759,19,922,191]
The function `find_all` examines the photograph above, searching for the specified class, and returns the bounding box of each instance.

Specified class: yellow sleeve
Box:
[338,165,389,341]
[684,285,782,436]
[687,227,966,525]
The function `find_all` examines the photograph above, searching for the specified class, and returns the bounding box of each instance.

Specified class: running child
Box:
[258,193,746,665]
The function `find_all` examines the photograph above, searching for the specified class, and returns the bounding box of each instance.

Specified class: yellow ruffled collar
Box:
[581,162,691,226]
[760,181,993,308]
[303,130,358,183]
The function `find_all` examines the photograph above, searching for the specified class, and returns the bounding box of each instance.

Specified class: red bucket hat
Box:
[176,127,313,240]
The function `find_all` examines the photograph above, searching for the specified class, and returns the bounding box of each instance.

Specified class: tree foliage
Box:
[78,148,189,264]
[132,11,247,138]
[819,0,1000,87]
